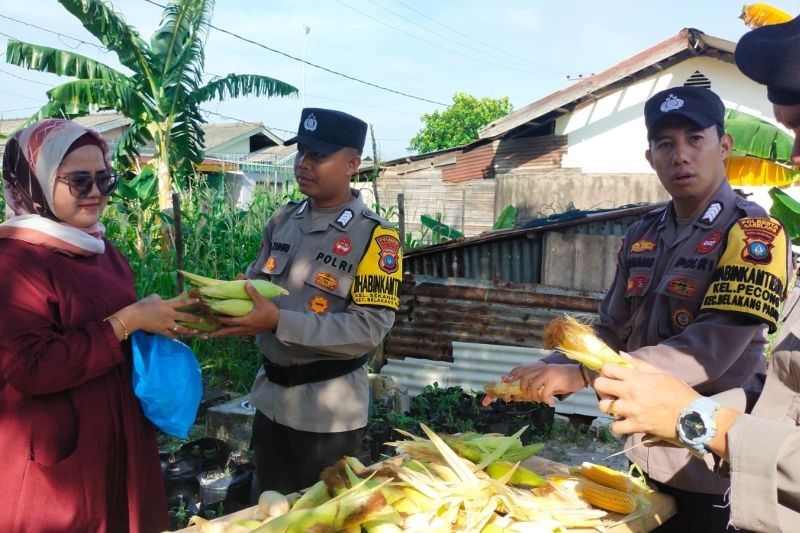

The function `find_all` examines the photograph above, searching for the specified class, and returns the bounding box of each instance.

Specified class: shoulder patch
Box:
[700,202,723,224]
[350,226,403,310]
[336,208,354,227]
[701,216,789,332]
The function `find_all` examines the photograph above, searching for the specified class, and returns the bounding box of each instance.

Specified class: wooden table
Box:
[176,456,675,532]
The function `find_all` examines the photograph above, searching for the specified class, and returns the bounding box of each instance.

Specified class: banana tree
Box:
[724,109,799,187]
[5,0,297,210]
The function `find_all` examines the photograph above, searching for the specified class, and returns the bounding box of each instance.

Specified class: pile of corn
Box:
[187,425,652,532]
[174,270,288,332]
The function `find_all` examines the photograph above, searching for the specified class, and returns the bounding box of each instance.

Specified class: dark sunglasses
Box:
[55,171,120,198]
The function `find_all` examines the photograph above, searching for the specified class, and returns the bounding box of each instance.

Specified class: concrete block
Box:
[206,395,256,451]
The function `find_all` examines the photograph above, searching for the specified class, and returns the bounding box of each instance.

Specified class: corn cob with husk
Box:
[175,270,289,330]
[543,315,633,371]
[740,3,792,28]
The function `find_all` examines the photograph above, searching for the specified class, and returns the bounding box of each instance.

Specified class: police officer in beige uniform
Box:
[486,86,791,531]
[211,108,402,494]
[593,17,800,532]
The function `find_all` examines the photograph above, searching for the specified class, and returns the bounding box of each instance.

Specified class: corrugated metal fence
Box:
[384,276,603,362]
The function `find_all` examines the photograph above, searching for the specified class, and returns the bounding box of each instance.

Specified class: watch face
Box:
[681,411,706,440]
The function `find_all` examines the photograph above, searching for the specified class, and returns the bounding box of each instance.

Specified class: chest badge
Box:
[333,236,352,256]
[667,276,697,297]
[630,239,656,253]
[672,308,694,329]
[700,202,722,224]
[376,234,401,274]
[696,231,722,254]
[626,275,649,296]
[315,272,339,291]
[309,295,329,314]
[265,256,277,272]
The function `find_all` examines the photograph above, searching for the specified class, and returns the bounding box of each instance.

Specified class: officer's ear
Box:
[719,132,733,160]
[346,149,362,175]
[645,147,654,169]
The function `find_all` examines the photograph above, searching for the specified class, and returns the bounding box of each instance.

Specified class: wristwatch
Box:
[676,397,721,455]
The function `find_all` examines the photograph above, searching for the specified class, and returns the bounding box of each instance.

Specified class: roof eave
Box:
[478,28,735,140]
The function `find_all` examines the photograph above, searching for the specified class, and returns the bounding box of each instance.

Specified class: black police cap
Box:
[735,16,800,105]
[284,108,368,155]
[644,86,725,138]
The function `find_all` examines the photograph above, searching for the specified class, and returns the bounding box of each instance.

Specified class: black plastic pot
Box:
[197,467,253,512]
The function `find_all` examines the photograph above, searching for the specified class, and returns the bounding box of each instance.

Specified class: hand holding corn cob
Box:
[176,270,288,335]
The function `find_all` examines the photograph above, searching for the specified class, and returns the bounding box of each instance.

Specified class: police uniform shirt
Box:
[546,179,791,493]
[245,189,402,433]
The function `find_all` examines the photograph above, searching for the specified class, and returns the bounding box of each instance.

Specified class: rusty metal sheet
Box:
[385,276,602,362]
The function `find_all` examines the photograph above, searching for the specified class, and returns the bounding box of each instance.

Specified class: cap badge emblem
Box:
[303,113,318,132]
[660,94,684,113]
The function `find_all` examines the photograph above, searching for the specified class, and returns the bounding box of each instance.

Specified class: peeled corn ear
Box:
[483,381,523,398]
[579,479,638,514]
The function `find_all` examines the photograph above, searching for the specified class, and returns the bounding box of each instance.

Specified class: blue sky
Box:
[0,1,795,159]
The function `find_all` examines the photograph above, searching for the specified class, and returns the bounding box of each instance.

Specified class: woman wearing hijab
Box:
[0,119,200,532]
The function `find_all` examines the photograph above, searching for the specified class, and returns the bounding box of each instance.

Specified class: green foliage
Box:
[420,213,464,242]
[6,0,297,209]
[769,186,800,244]
[493,205,517,230]
[725,109,794,163]
[408,92,513,154]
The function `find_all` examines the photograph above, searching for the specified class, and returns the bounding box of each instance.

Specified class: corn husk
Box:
[543,315,633,371]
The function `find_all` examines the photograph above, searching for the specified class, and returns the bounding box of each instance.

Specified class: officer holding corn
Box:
[594,16,800,531]
[211,108,402,494]
[488,85,793,530]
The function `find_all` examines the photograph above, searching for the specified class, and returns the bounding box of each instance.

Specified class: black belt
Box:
[262,354,368,387]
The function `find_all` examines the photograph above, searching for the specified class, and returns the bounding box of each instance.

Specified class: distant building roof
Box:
[478,28,735,140]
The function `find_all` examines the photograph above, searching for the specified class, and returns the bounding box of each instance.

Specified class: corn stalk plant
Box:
[5,0,297,211]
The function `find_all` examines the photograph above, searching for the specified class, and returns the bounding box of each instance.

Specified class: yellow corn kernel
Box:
[580,479,637,514]
[483,380,522,398]
[579,462,634,493]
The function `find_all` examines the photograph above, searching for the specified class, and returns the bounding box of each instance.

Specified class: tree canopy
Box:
[6,0,297,210]
[408,92,513,154]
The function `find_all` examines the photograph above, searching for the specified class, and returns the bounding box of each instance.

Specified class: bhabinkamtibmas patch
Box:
[701,217,788,331]
[351,226,403,310]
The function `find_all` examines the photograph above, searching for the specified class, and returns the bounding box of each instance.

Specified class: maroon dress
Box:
[0,238,168,532]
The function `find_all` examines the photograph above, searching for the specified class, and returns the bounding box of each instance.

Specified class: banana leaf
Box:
[421,214,464,240]
[493,205,517,230]
[769,187,800,244]
[726,155,800,187]
[724,109,794,164]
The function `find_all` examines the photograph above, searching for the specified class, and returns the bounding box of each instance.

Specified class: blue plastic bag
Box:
[130,331,203,438]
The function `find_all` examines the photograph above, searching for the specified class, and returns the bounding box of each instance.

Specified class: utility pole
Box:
[301,24,311,108]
